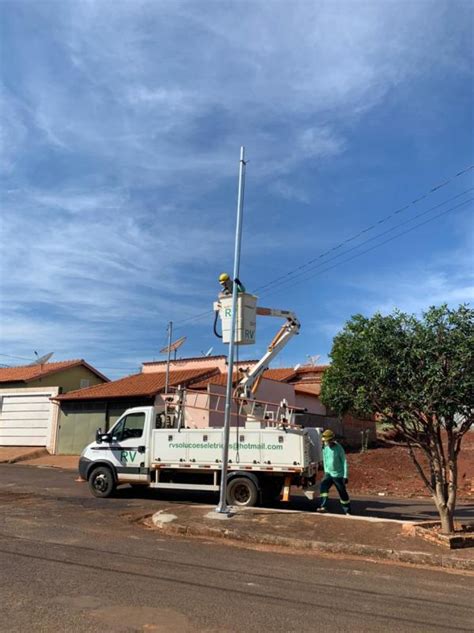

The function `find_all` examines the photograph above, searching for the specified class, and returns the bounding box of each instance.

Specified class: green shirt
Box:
[322,442,348,479]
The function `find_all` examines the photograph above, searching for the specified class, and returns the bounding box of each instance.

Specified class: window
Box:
[80,379,90,388]
[112,412,145,441]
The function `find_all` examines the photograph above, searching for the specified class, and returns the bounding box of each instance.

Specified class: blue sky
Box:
[1,0,473,379]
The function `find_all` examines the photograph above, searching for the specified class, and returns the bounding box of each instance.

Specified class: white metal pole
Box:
[165,321,173,394]
[216,146,246,514]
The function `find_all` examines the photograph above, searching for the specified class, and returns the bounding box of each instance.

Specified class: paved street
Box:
[0,465,473,632]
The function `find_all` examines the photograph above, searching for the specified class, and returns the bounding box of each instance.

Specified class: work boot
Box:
[316,507,327,513]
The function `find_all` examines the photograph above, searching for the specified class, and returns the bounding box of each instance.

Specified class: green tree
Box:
[321,305,473,533]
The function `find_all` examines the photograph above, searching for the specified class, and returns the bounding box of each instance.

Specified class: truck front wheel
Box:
[88,466,116,498]
[227,477,258,507]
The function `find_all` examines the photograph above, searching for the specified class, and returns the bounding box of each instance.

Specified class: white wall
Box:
[0,387,59,452]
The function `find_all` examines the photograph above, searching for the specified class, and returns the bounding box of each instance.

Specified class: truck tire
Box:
[227,477,258,507]
[88,466,116,498]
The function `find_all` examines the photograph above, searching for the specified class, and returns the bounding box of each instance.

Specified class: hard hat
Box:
[219,273,230,282]
[321,429,335,441]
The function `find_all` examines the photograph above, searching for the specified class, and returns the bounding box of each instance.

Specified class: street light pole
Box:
[216,146,247,514]
[165,321,173,394]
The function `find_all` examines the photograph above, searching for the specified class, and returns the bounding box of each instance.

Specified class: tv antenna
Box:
[160,336,186,361]
[201,346,214,357]
[306,354,320,367]
[28,351,54,366]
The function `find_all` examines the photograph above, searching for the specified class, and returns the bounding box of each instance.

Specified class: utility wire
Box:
[168,163,474,331]
[254,164,473,293]
[173,195,472,326]
[257,188,473,296]
[259,197,473,300]
[0,353,33,361]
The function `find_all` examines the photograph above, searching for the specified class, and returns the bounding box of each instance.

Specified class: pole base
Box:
[206,508,235,520]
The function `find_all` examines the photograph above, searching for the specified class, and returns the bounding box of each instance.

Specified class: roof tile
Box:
[0,360,108,384]
[295,383,322,396]
[55,367,219,401]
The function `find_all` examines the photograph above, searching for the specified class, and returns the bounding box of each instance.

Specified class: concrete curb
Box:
[0,448,48,464]
[151,515,474,572]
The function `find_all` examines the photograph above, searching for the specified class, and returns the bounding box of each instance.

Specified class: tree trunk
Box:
[434,495,455,534]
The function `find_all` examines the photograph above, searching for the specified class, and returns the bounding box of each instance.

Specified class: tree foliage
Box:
[321,304,474,533]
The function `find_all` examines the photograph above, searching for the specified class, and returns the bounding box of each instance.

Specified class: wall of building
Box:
[142,357,228,373]
[198,379,296,429]
[294,393,326,415]
[142,357,259,374]
[28,366,106,393]
[56,397,153,454]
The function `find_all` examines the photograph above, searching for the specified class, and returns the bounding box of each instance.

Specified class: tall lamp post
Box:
[215,146,247,514]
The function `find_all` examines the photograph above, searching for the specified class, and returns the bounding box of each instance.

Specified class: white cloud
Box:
[1,0,471,371]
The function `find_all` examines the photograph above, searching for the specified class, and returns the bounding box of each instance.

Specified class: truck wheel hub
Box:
[234,484,250,503]
[94,474,107,492]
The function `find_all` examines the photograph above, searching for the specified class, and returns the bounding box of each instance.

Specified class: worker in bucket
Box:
[219,272,246,296]
[317,429,352,515]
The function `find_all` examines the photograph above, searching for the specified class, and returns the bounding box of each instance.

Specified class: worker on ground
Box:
[219,273,246,296]
[317,429,351,515]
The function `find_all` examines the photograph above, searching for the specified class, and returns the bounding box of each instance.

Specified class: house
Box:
[53,366,220,454]
[189,371,296,428]
[0,360,108,453]
[52,355,375,454]
[264,365,376,445]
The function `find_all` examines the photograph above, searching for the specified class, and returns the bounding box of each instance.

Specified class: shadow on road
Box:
[114,484,474,522]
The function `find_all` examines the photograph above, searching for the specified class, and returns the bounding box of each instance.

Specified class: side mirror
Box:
[96,428,103,444]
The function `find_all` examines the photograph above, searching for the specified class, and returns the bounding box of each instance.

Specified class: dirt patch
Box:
[347,433,474,500]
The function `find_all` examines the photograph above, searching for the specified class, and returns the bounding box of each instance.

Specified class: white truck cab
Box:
[79,404,321,507]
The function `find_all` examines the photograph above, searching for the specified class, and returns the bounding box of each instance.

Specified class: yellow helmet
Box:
[322,429,335,441]
[219,273,230,282]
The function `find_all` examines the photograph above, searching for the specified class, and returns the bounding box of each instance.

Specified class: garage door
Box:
[0,391,56,447]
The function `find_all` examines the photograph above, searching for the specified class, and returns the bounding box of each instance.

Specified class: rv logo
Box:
[120,450,137,463]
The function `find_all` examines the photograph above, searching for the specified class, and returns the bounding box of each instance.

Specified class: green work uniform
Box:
[322,442,348,479]
[319,442,351,514]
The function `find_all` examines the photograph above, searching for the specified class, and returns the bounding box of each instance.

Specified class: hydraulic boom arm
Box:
[235,307,300,399]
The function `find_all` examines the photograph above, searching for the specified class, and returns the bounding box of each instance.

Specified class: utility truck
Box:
[80,291,322,507]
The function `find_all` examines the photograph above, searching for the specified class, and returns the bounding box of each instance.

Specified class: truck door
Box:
[110,410,148,482]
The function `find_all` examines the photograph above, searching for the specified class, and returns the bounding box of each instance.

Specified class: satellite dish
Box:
[201,347,214,357]
[28,352,54,366]
[293,363,301,371]
[160,336,187,355]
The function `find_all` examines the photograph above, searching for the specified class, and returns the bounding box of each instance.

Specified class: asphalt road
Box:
[0,465,473,633]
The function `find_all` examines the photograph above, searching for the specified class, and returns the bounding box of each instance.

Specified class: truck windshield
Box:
[112,412,145,441]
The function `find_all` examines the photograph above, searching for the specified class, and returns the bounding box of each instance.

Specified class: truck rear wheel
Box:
[227,477,258,507]
[88,466,116,498]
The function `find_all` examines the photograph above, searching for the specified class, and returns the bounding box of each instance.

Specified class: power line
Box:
[253,164,474,293]
[257,188,473,296]
[0,353,33,361]
[174,308,215,327]
[170,164,474,330]
[259,197,473,300]
[172,196,472,326]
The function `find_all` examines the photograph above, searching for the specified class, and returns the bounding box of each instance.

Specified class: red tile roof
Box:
[192,372,238,389]
[263,368,298,381]
[54,367,219,401]
[142,355,227,366]
[295,383,322,397]
[0,359,109,384]
[192,369,296,390]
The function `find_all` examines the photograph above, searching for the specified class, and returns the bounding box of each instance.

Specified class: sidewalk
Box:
[0,448,78,469]
[0,446,48,464]
[149,504,474,572]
